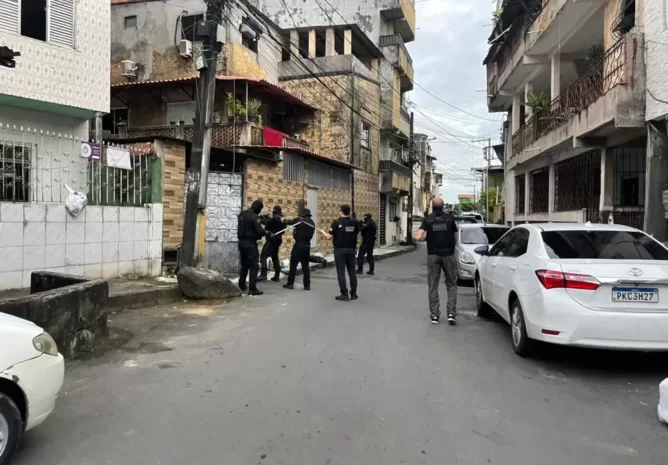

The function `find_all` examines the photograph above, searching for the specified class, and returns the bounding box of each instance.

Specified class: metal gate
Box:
[204,171,243,275]
[307,187,318,248]
[379,193,387,246]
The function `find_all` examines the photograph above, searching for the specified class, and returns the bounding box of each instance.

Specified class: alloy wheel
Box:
[511,306,522,348]
[0,412,8,457]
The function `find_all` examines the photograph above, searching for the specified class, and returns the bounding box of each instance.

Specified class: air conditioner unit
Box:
[121,60,137,79]
[179,39,192,59]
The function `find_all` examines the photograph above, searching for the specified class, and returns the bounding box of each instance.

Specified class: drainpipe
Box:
[350,62,356,214]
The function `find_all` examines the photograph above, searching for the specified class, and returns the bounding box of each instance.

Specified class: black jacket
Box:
[238,209,267,242]
[286,215,315,244]
[360,219,377,243]
[330,217,359,249]
[261,213,285,243]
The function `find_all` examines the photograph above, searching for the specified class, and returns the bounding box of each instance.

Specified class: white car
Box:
[0,313,64,464]
[474,223,668,356]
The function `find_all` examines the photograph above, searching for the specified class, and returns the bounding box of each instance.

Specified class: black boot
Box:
[249,288,264,296]
[238,282,247,291]
[283,283,294,290]
[335,294,350,301]
[271,275,280,282]
[356,268,363,274]
[257,273,268,282]
[350,293,358,301]
[367,270,374,275]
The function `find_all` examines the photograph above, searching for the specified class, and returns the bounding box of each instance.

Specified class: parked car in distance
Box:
[456,223,510,282]
[452,215,478,225]
[461,212,485,223]
[0,313,65,465]
[474,223,668,356]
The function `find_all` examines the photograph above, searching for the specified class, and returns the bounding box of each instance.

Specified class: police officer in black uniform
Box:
[237,200,270,295]
[258,205,285,282]
[325,204,360,301]
[282,208,316,291]
[416,197,459,325]
[356,213,377,275]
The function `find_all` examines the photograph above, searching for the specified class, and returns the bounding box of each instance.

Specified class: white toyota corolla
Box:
[474,223,668,356]
[0,313,64,464]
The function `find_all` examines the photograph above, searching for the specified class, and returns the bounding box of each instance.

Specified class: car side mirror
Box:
[474,245,489,256]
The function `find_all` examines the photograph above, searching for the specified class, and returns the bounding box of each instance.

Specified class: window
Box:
[0,0,75,46]
[461,226,509,245]
[389,199,398,221]
[124,15,137,28]
[283,153,304,182]
[505,228,529,257]
[298,31,309,58]
[308,160,350,189]
[541,230,668,260]
[360,121,370,148]
[21,0,47,41]
[241,34,258,53]
[102,108,129,135]
[489,230,516,257]
[181,14,204,42]
[0,142,32,202]
[166,102,196,125]
[315,30,326,57]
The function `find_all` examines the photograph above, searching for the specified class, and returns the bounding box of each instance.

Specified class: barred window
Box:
[360,121,370,148]
[308,161,350,190]
[1,142,32,202]
[283,152,304,182]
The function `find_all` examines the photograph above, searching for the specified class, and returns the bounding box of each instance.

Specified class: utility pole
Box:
[485,138,491,223]
[406,111,415,245]
[180,1,225,269]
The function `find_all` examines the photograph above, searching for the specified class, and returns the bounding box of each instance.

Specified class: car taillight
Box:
[535,269,600,291]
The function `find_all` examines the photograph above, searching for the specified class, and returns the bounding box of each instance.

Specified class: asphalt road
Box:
[14,246,668,465]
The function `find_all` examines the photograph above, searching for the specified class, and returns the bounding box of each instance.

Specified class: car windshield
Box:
[541,230,668,260]
[454,217,477,224]
[461,227,509,244]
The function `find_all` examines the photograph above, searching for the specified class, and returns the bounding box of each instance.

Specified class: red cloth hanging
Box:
[262,127,284,147]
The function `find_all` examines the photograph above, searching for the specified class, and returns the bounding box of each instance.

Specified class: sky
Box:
[406,0,506,203]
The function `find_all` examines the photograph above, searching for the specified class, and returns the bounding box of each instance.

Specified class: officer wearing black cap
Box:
[356,213,377,275]
[237,200,270,295]
[325,204,360,301]
[282,208,315,291]
[259,205,285,282]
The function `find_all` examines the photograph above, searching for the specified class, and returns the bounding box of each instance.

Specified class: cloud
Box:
[408,0,503,202]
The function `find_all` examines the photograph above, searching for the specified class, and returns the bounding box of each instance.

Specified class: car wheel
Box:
[0,393,22,465]
[475,277,493,318]
[510,299,535,357]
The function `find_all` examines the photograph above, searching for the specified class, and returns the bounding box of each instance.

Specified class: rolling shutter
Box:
[0,0,19,35]
[49,0,75,47]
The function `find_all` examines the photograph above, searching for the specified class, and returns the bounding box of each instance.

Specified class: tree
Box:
[478,188,502,211]
[459,198,476,212]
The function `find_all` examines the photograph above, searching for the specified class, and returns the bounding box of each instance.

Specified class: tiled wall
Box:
[0,203,163,290]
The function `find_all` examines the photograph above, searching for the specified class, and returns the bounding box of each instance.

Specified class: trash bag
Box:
[64,185,88,217]
[659,378,668,424]
[309,254,327,265]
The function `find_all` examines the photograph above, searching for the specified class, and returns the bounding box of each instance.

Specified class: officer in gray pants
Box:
[416,197,459,325]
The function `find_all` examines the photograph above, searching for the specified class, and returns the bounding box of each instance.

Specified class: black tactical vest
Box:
[425,213,455,256]
[334,217,359,249]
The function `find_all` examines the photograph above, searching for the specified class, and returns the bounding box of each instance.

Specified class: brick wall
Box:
[160,141,186,248]
[244,158,305,261]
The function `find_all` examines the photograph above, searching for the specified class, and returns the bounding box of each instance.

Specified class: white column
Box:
[524,81,533,120]
[325,28,336,56]
[344,29,352,55]
[524,172,530,220]
[550,53,561,100]
[599,148,614,211]
[290,30,299,58]
[548,164,555,221]
[512,93,522,134]
[308,30,316,58]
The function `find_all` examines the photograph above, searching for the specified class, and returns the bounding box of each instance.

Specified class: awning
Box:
[110,75,316,111]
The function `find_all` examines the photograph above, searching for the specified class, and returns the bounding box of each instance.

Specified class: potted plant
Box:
[246,98,262,124]
[526,91,550,114]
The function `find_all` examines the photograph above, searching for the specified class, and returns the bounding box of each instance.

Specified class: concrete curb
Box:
[285,244,418,277]
[108,286,182,312]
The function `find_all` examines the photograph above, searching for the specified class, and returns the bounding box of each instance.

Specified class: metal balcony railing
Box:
[511,37,625,157]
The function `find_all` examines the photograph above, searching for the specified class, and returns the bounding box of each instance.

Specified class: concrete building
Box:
[108,0,364,273]
[0,0,165,290]
[251,0,416,245]
[643,0,668,240]
[486,0,647,231]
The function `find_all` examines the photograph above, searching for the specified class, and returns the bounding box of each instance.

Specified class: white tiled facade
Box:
[0,204,163,290]
[0,0,110,113]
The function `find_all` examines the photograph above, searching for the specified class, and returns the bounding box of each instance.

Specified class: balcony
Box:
[104,122,311,153]
[379,34,415,90]
[380,0,416,42]
[509,34,644,167]
[379,160,411,194]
